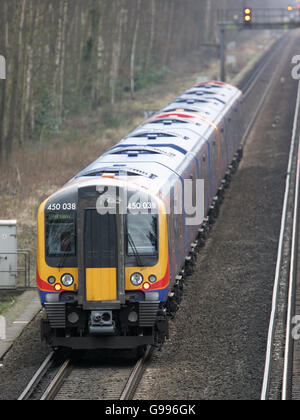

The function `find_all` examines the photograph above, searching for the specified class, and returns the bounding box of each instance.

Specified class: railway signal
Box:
[244,7,252,24]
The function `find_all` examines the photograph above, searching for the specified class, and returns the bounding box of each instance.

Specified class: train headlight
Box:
[61,273,74,287]
[47,276,56,285]
[148,275,157,283]
[130,273,143,286]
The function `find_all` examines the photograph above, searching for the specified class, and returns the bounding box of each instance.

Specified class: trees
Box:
[0,0,223,162]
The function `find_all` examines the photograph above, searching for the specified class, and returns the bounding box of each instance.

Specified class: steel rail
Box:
[241,56,283,148]
[18,351,56,400]
[18,352,71,401]
[261,81,300,400]
[40,358,71,400]
[282,100,300,400]
[241,35,288,97]
[119,346,154,400]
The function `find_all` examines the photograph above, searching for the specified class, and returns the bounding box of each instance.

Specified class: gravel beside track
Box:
[0,315,51,400]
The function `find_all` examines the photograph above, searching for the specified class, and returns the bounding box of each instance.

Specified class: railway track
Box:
[238,34,288,96]
[261,80,300,401]
[18,346,153,400]
[18,351,70,400]
[240,33,291,143]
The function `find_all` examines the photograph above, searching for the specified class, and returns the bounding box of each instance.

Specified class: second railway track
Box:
[261,80,300,400]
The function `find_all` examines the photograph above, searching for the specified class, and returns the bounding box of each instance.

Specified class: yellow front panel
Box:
[85,268,117,301]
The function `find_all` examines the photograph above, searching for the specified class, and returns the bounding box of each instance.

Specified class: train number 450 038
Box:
[47,203,76,211]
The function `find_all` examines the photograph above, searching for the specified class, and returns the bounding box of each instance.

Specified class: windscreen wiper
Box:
[127,232,143,267]
[56,233,75,268]
[56,252,70,268]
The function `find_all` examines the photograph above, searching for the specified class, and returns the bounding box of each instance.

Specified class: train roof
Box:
[70,81,242,193]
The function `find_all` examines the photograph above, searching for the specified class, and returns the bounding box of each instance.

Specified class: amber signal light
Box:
[244,7,252,23]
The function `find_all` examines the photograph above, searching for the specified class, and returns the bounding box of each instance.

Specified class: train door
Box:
[77,185,125,308]
[84,210,117,302]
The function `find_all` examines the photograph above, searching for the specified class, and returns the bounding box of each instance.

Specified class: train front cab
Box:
[38,183,170,350]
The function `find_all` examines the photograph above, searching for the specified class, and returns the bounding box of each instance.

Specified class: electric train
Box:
[37,81,243,352]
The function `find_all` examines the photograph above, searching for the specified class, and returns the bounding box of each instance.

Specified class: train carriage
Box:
[37,81,243,351]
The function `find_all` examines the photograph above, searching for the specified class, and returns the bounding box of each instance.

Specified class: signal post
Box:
[218,7,300,81]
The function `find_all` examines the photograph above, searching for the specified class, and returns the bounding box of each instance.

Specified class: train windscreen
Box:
[126,213,158,256]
